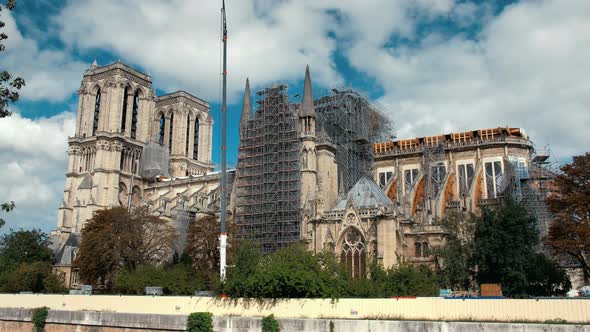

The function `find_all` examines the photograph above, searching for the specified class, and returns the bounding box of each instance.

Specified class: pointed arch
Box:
[168,112,174,153]
[193,117,199,160]
[92,89,101,136]
[121,86,129,132]
[339,227,367,278]
[158,112,165,145]
[131,91,140,139]
[186,115,191,156]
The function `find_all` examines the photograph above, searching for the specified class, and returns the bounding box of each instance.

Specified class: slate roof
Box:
[53,233,81,266]
[332,176,394,211]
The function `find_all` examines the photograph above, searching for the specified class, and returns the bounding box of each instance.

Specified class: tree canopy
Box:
[0,228,64,293]
[545,152,590,283]
[184,215,237,280]
[76,207,176,289]
[474,198,569,297]
[432,211,477,291]
[0,228,52,272]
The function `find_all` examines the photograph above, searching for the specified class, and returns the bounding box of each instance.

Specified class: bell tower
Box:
[56,62,153,235]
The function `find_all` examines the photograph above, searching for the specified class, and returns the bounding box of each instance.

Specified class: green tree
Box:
[545,153,590,283]
[525,253,571,297]
[1,0,25,119]
[226,242,348,299]
[184,215,238,283]
[432,211,477,291]
[474,198,570,297]
[0,261,65,293]
[474,199,538,297]
[223,240,260,296]
[0,229,52,273]
[115,264,204,295]
[347,263,439,297]
[76,207,176,289]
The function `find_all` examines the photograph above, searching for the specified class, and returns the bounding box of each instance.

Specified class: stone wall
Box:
[1,308,589,332]
[1,295,590,324]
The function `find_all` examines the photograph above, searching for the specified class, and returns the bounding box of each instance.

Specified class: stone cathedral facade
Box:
[52,61,540,287]
[52,62,221,287]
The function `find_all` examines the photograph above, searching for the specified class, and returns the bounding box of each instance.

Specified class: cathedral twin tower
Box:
[56,62,214,236]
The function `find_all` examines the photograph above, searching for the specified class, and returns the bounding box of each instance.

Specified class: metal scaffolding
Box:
[505,148,556,238]
[315,89,390,194]
[234,84,391,253]
[234,84,302,253]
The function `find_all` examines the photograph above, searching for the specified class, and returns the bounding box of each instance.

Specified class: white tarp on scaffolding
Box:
[140,143,170,179]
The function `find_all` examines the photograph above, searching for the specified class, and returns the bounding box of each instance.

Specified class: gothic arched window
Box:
[131,92,139,139]
[93,89,101,136]
[340,228,366,278]
[415,242,422,257]
[121,87,129,132]
[158,113,165,145]
[186,116,191,156]
[193,118,199,160]
[168,113,174,153]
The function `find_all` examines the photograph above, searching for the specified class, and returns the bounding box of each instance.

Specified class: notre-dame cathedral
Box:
[53,61,539,287]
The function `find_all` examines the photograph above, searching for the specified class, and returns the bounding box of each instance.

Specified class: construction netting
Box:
[140,142,170,180]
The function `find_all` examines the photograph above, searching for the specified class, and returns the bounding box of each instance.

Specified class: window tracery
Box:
[340,228,366,278]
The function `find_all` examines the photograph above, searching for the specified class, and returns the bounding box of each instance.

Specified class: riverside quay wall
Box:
[2,309,590,332]
[1,295,590,323]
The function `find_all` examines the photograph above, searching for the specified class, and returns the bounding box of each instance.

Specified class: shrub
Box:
[226,243,348,299]
[329,320,335,332]
[0,262,65,294]
[115,265,203,295]
[187,312,213,332]
[31,307,49,332]
[262,314,280,332]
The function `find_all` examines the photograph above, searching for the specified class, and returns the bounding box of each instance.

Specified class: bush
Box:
[0,262,65,293]
[345,263,439,298]
[262,314,280,332]
[187,312,213,332]
[115,265,203,295]
[31,307,49,332]
[226,243,348,299]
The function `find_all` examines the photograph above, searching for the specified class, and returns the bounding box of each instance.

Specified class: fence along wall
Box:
[0,295,589,323]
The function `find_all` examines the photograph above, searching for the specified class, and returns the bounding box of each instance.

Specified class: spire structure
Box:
[241,78,252,125]
[300,65,315,117]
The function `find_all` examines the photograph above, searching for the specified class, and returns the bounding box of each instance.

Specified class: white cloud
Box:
[2,0,589,233]
[343,0,590,158]
[1,8,87,102]
[0,111,75,232]
[57,0,343,101]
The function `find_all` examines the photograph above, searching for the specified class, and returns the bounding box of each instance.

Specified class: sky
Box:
[0,0,589,233]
